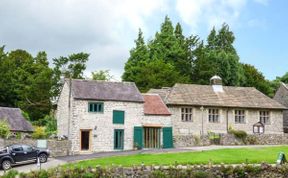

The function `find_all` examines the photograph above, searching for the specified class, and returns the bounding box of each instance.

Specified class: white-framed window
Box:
[181,108,193,122]
[235,110,245,124]
[260,111,270,124]
[208,109,219,123]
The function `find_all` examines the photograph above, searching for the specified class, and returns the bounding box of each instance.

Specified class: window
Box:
[181,108,193,122]
[260,111,270,124]
[235,110,245,124]
[113,110,125,124]
[208,109,219,123]
[12,146,23,152]
[114,129,124,150]
[22,145,33,152]
[88,102,103,112]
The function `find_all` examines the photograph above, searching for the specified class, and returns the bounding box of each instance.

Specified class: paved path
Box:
[0,145,285,175]
[0,158,66,175]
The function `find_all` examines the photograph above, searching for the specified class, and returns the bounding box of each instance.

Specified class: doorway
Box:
[114,129,124,150]
[144,127,161,148]
[80,130,91,151]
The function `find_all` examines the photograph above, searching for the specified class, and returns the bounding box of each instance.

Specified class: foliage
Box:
[0,120,10,139]
[44,115,57,136]
[91,70,113,81]
[5,162,288,178]
[52,52,89,97]
[0,48,53,121]
[122,17,197,91]
[31,126,47,139]
[229,129,248,143]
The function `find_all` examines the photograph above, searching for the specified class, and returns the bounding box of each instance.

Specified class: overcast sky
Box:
[0,0,287,81]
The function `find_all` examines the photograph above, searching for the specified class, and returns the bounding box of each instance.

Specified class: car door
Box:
[11,145,25,162]
[22,145,37,161]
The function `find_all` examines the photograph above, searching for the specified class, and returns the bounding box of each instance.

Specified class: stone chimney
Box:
[210,75,223,92]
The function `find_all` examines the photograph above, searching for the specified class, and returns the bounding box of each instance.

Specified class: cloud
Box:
[0,0,167,80]
[175,0,247,30]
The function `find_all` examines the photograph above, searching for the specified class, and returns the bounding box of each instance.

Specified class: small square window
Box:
[113,110,125,124]
[208,109,219,123]
[235,110,245,124]
[181,108,193,122]
[260,111,270,124]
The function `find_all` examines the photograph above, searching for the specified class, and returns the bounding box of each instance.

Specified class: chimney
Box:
[210,75,223,92]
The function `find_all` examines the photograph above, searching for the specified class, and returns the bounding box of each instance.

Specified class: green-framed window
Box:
[114,129,124,150]
[113,110,125,124]
[88,102,104,113]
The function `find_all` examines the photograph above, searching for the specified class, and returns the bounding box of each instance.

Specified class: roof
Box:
[0,107,34,132]
[150,84,286,110]
[274,83,288,107]
[143,94,171,115]
[147,88,171,102]
[71,79,144,103]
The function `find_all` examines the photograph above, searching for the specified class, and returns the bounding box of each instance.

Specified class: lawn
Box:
[65,146,288,168]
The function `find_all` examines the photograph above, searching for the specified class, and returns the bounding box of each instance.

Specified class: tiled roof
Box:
[150,84,286,110]
[274,83,288,107]
[143,94,171,115]
[71,79,144,103]
[0,107,34,132]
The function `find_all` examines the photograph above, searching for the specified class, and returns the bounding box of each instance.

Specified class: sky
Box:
[0,0,287,81]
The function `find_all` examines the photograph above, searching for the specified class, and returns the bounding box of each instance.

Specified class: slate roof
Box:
[0,107,34,132]
[143,94,171,115]
[149,83,286,110]
[71,79,144,103]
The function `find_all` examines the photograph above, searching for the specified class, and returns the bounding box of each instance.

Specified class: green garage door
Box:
[162,127,173,148]
[134,127,143,149]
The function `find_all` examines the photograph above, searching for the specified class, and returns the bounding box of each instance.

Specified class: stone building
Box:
[274,82,288,132]
[149,76,286,146]
[56,79,173,154]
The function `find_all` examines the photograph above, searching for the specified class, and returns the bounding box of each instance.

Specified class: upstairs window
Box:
[208,109,219,123]
[113,110,125,124]
[181,108,193,122]
[88,102,104,113]
[235,110,245,124]
[260,111,270,124]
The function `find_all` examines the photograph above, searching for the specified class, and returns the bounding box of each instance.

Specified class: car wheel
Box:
[2,160,12,170]
[38,153,48,163]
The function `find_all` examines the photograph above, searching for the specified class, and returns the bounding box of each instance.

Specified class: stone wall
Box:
[0,139,71,157]
[174,133,288,147]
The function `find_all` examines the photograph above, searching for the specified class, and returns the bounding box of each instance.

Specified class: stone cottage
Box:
[0,107,34,133]
[274,82,288,132]
[149,76,286,146]
[56,79,173,154]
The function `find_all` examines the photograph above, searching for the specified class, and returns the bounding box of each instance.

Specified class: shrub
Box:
[229,129,248,143]
[44,115,57,136]
[0,120,10,139]
[32,126,47,139]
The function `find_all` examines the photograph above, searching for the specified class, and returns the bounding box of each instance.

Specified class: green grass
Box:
[65,146,288,168]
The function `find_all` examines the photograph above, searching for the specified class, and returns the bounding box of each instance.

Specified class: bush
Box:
[43,115,57,136]
[32,126,47,139]
[229,129,248,143]
[0,120,10,139]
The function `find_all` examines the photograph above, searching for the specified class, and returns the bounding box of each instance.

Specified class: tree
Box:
[0,48,52,121]
[52,52,89,97]
[129,59,189,92]
[241,63,273,96]
[193,23,243,86]
[92,70,113,81]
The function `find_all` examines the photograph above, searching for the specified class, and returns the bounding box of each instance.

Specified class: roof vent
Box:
[210,75,223,92]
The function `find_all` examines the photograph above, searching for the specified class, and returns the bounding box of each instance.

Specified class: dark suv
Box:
[0,144,50,170]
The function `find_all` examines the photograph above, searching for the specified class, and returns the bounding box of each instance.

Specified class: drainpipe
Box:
[226,108,229,133]
[68,77,72,139]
